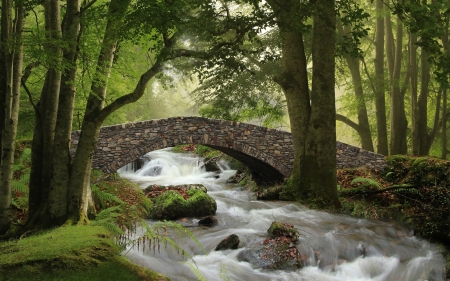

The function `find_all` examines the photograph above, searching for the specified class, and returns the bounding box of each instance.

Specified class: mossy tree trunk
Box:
[27,0,63,227]
[0,0,25,234]
[374,0,388,155]
[387,13,408,155]
[27,0,82,228]
[268,0,341,209]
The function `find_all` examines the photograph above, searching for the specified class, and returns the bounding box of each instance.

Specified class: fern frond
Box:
[92,184,124,208]
[95,206,123,221]
[92,219,124,236]
[12,180,28,193]
[20,174,30,185]
[351,177,382,189]
[11,196,28,210]
[390,185,421,195]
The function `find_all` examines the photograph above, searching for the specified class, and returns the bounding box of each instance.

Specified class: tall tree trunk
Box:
[337,23,374,152]
[267,0,311,198]
[300,0,341,208]
[67,0,131,222]
[442,0,449,159]
[388,14,408,154]
[27,0,63,227]
[410,33,419,155]
[0,0,24,234]
[418,47,431,155]
[443,88,448,159]
[267,0,340,208]
[47,0,81,224]
[374,0,388,155]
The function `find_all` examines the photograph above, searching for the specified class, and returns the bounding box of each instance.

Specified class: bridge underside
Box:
[204,144,285,186]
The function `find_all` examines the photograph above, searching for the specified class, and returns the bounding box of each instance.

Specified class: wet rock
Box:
[227,173,245,184]
[203,159,220,172]
[150,189,217,220]
[255,185,283,200]
[198,216,218,227]
[215,234,240,251]
[237,237,302,270]
[144,184,208,198]
[267,222,300,243]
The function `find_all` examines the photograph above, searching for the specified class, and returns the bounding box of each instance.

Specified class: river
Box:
[118,148,446,281]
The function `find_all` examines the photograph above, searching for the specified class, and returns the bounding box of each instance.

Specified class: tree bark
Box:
[267,0,310,198]
[46,0,81,224]
[374,0,388,155]
[266,0,340,208]
[28,0,62,224]
[417,47,430,155]
[442,1,449,159]
[388,14,408,155]
[67,0,131,223]
[300,0,341,208]
[0,0,24,234]
[337,23,374,152]
[410,33,419,155]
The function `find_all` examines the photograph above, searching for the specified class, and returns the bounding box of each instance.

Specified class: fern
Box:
[91,184,124,208]
[92,206,125,237]
[12,180,28,193]
[351,177,382,190]
[390,185,421,195]
[11,196,28,211]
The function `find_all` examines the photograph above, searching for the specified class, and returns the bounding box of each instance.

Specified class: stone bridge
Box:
[71,116,386,184]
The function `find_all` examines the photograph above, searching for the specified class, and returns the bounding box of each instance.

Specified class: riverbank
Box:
[0,225,168,281]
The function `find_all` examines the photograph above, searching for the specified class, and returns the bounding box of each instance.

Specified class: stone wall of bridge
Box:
[71,116,386,183]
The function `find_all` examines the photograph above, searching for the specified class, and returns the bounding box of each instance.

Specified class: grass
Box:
[0,225,168,281]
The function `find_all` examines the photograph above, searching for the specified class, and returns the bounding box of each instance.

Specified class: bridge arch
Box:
[71,116,386,185]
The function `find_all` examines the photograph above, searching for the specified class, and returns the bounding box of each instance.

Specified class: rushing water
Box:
[118,148,446,281]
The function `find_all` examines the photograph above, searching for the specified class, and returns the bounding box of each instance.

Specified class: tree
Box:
[264,0,341,208]
[0,0,25,234]
[23,0,280,231]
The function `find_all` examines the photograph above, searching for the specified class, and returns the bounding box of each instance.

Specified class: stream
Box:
[118,148,446,281]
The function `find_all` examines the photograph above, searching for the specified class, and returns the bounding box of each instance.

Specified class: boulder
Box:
[215,234,240,251]
[267,222,300,242]
[203,159,220,172]
[237,237,302,270]
[150,189,217,220]
[255,185,283,200]
[198,216,218,227]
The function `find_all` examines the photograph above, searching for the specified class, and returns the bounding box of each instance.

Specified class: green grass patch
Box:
[0,225,167,281]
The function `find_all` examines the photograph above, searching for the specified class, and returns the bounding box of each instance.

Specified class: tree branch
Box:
[336,113,361,132]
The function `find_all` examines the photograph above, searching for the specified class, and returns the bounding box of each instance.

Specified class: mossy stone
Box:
[151,189,216,220]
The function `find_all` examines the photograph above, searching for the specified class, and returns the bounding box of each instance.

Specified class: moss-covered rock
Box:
[151,189,217,220]
[267,222,299,242]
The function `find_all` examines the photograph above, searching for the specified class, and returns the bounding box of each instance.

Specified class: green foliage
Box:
[91,184,125,209]
[194,144,221,158]
[393,0,450,89]
[351,177,382,190]
[92,206,126,237]
[0,225,167,280]
[336,0,371,58]
[10,148,32,213]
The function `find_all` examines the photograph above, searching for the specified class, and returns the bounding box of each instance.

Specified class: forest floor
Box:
[335,156,450,278]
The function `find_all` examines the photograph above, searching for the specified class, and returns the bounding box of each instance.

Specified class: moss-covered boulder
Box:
[151,189,216,220]
[267,222,299,242]
[237,237,302,270]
